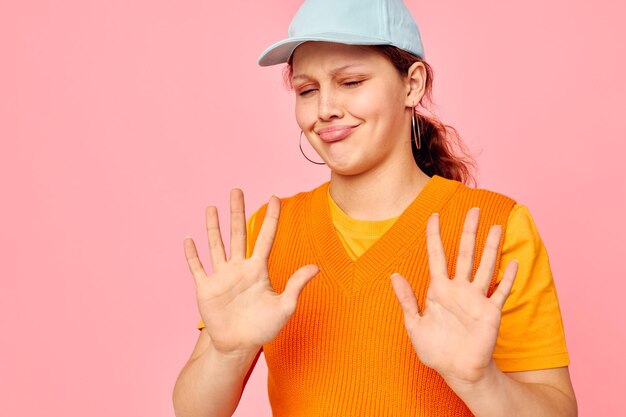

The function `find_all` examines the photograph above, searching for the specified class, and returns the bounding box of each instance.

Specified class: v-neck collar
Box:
[307,175,462,293]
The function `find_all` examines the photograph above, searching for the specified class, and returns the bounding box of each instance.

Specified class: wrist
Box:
[443,360,504,399]
[208,338,260,363]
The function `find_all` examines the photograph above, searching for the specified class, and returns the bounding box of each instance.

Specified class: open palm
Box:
[184,189,319,355]
[391,208,519,385]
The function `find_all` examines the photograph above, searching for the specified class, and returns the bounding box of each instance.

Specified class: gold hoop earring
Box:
[299,131,326,165]
[411,105,421,150]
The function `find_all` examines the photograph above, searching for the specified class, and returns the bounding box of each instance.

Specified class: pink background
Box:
[1,0,624,415]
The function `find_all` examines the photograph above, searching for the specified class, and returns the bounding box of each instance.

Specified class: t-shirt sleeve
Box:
[196,209,261,331]
[492,204,570,372]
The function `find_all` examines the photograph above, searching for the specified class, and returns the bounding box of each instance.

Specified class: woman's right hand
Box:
[183,188,320,357]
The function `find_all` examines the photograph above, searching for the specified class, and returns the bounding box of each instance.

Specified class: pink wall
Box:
[1,0,624,415]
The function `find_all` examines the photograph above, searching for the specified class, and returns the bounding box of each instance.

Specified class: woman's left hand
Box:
[390,208,519,388]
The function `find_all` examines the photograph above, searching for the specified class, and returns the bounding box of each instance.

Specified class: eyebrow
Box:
[291,64,368,82]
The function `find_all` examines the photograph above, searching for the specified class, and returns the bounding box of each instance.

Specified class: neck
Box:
[328,156,431,221]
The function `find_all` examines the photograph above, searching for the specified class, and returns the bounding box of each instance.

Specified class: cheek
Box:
[294,101,314,130]
[352,86,400,120]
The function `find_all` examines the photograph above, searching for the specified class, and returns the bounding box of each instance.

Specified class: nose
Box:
[317,88,343,121]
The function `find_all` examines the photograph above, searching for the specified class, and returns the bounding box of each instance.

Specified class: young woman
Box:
[173,0,577,416]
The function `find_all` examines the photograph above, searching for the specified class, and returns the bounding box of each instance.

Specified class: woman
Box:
[173,0,577,415]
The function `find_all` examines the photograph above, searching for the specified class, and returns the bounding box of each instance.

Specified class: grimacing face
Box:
[291,41,419,176]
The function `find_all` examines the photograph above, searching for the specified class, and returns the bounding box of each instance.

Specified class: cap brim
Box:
[257,33,392,67]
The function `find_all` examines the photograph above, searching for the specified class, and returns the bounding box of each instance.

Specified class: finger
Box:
[426,213,449,282]
[229,188,247,261]
[489,260,519,309]
[251,196,280,260]
[183,236,208,286]
[454,207,480,282]
[390,273,422,319]
[473,224,503,294]
[205,205,227,269]
[280,264,320,316]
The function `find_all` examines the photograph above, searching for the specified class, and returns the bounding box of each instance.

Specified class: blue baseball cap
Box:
[257,0,426,66]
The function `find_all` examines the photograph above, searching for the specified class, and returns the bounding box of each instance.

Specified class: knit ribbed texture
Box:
[250,175,517,416]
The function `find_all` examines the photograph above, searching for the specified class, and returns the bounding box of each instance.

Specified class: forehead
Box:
[291,42,387,77]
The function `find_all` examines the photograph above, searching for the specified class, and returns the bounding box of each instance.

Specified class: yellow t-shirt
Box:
[197,186,570,372]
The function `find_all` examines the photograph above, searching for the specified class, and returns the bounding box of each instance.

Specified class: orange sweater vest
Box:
[249,175,516,416]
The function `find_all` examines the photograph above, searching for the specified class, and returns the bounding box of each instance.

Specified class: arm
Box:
[172,329,262,417]
[447,364,577,417]
[390,207,577,416]
[172,189,319,417]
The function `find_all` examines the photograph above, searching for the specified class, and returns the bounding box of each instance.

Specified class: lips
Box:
[316,125,359,143]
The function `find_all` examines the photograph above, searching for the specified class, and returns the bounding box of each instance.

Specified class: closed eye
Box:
[298,80,363,96]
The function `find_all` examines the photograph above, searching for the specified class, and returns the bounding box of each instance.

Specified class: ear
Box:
[405,61,427,107]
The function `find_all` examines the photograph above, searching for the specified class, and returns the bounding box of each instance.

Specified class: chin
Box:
[327,160,369,177]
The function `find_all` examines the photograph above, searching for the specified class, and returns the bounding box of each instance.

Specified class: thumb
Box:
[390,273,421,319]
[280,264,320,315]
